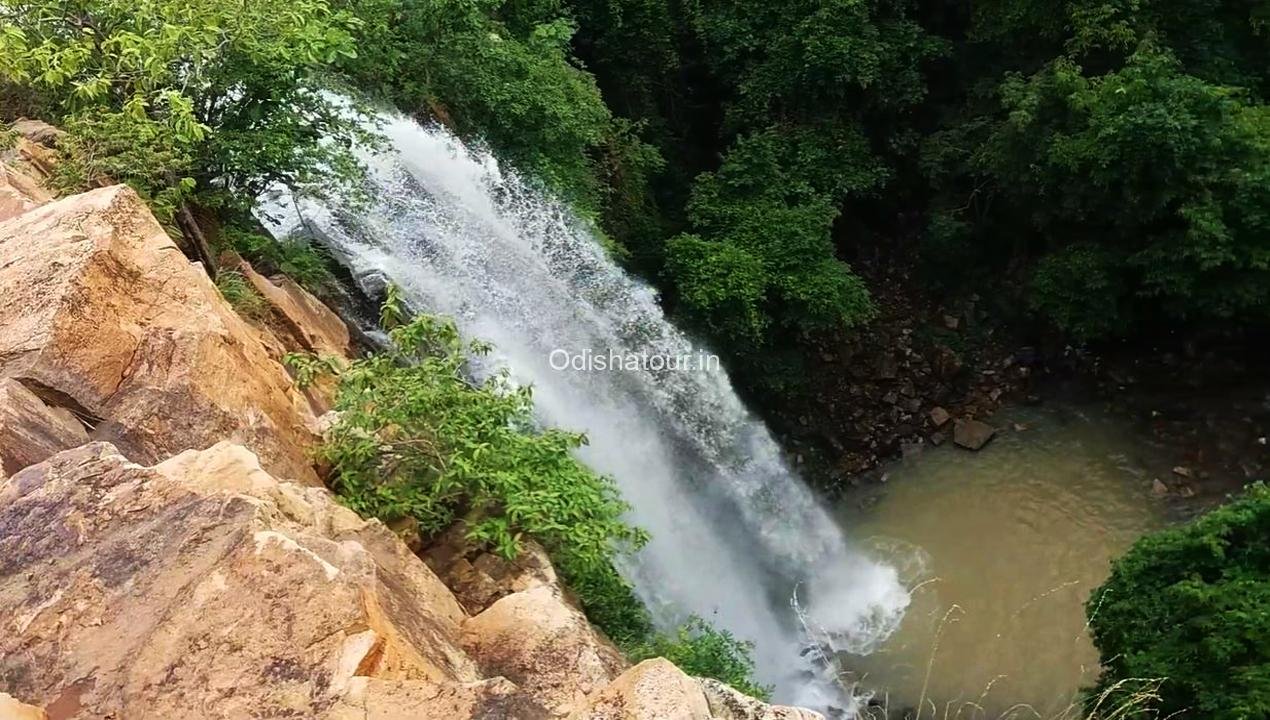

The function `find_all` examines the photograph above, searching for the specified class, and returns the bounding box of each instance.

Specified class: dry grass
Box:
[791,581,1174,720]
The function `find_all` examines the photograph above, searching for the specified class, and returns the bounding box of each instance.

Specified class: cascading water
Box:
[262,112,911,712]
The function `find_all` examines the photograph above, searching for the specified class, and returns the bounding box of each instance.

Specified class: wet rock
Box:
[942,314,960,330]
[928,406,951,428]
[953,419,996,451]
[1172,466,1193,478]
[932,345,963,380]
[929,431,947,447]
[1152,478,1170,496]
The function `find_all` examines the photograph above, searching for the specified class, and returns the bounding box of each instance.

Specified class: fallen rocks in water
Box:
[929,406,951,428]
[953,419,997,450]
[1152,478,1170,496]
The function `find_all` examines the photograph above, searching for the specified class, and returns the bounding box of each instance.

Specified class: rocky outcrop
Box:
[463,586,625,717]
[572,659,713,720]
[0,185,322,483]
[239,260,351,359]
[0,693,47,719]
[425,521,560,614]
[0,140,54,223]
[0,442,491,719]
[697,680,823,720]
[0,441,819,720]
[0,378,88,478]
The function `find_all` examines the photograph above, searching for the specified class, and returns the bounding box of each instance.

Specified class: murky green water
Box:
[838,406,1169,718]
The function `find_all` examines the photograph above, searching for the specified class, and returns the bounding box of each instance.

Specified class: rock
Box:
[462,585,624,717]
[0,185,321,484]
[425,522,559,615]
[0,378,89,477]
[1178,484,1197,499]
[10,118,64,146]
[953,419,996,450]
[571,659,711,720]
[932,345,963,380]
[0,442,488,719]
[239,260,351,358]
[877,354,899,380]
[0,693,47,720]
[1171,466,1193,478]
[1152,478,1170,496]
[0,151,53,223]
[697,678,824,720]
[942,314,959,330]
[1012,423,1029,432]
[929,431,946,446]
[928,406,951,428]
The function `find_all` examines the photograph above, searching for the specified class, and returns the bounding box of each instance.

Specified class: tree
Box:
[1086,483,1270,719]
[0,0,374,214]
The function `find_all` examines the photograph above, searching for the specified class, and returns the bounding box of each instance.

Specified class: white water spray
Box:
[263,113,910,711]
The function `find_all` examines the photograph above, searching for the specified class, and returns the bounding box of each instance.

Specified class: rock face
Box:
[0,693,47,720]
[953,418,996,451]
[0,378,89,478]
[463,586,625,717]
[239,261,351,358]
[572,659,712,720]
[0,442,495,719]
[0,441,820,720]
[0,142,54,223]
[0,185,322,483]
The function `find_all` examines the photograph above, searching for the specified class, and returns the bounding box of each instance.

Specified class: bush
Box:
[629,616,771,701]
[1086,483,1270,719]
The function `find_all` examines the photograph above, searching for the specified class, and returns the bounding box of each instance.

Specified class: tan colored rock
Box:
[10,118,64,147]
[0,156,52,223]
[697,679,824,720]
[572,659,712,720]
[0,378,88,477]
[239,260,351,358]
[928,406,951,428]
[0,442,486,719]
[463,586,625,717]
[425,521,560,614]
[0,185,322,483]
[0,693,47,720]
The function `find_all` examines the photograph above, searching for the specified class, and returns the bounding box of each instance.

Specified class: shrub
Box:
[1086,483,1270,719]
[630,616,772,701]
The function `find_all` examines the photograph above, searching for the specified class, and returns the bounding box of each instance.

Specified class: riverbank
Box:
[767,255,1266,514]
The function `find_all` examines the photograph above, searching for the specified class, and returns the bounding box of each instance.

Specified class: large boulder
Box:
[0,378,89,479]
[697,679,824,720]
[571,658,712,720]
[0,442,496,719]
[0,147,53,223]
[462,585,626,717]
[239,260,351,359]
[0,693,47,719]
[0,185,322,483]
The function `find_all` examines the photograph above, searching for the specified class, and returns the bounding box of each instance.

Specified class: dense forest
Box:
[1,0,1268,716]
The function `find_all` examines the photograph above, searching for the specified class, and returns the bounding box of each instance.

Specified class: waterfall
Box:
[262,112,911,712]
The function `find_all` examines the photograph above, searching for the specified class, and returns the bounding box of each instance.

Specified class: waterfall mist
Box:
[262,112,911,711]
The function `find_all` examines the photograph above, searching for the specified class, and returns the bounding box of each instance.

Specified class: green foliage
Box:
[629,616,771,701]
[666,126,879,349]
[225,227,335,295]
[314,311,645,567]
[924,3,1270,341]
[1087,483,1270,719]
[214,270,268,320]
[0,0,376,209]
